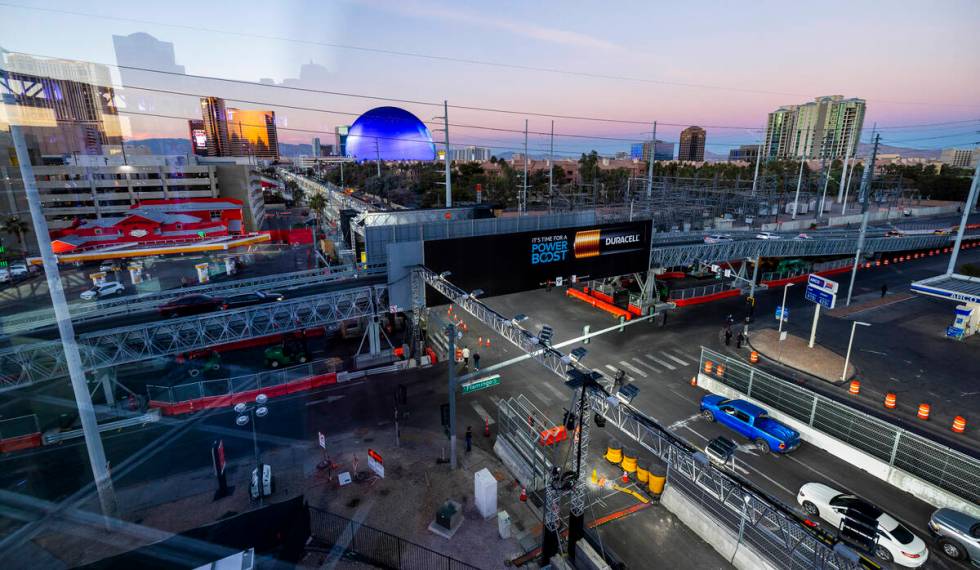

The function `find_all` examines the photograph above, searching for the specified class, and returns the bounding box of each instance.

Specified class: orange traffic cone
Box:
[621,470,629,483]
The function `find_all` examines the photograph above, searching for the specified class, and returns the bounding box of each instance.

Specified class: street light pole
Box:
[446,322,458,470]
[5,93,118,523]
[751,139,763,196]
[792,128,810,220]
[946,157,980,275]
[443,100,452,208]
[845,132,881,307]
[841,321,870,381]
[778,283,794,335]
[645,122,657,198]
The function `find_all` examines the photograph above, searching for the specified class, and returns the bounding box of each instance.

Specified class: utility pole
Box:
[446,323,458,470]
[947,156,980,275]
[375,138,381,178]
[751,139,763,196]
[645,122,657,198]
[548,120,554,202]
[522,119,529,214]
[792,129,809,220]
[845,131,880,306]
[837,123,856,203]
[818,131,832,222]
[443,100,452,208]
[5,94,118,523]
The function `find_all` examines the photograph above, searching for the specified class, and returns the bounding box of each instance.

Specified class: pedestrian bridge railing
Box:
[668,282,735,301]
[698,347,980,507]
[761,257,854,283]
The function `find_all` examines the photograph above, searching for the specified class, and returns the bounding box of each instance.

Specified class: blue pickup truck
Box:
[699,395,801,454]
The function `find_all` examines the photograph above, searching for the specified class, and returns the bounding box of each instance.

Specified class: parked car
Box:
[0,269,10,283]
[928,508,979,565]
[264,336,310,368]
[222,290,285,310]
[755,231,781,240]
[795,233,813,240]
[80,281,125,301]
[903,208,912,217]
[99,261,120,273]
[158,294,224,318]
[797,482,929,567]
[699,395,801,453]
[886,230,904,237]
[704,234,733,244]
[9,263,29,277]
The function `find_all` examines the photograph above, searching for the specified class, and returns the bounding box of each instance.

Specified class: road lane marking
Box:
[605,364,619,373]
[541,381,568,401]
[632,357,660,373]
[667,413,701,431]
[471,402,495,424]
[645,354,676,370]
[619,360,648,378]
[305,395,346,406]
[526,384,552,405]
[681,424,795,495]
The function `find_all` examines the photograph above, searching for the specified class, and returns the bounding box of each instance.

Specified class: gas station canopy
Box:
[911,273,980,305]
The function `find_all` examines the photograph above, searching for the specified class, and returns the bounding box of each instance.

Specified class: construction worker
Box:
[462,346,471,367]
[736,331,745,349]
[881,283,888,298]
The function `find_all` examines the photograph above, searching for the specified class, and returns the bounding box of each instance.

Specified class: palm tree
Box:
[307,192,328,222]
[2,216,30,247]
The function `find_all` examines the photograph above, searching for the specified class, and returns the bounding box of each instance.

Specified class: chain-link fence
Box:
[699,347,980,505]
[308,507,480,570]
[497,395,556,493]
[147,358,343,403]
[0,414,39,439]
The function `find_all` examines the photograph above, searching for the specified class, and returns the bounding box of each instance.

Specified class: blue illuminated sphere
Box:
[346,106,436,161]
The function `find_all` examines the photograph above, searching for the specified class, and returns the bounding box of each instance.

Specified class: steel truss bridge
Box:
[0,286,386,390]
[0,264,386,336]
[412,266,862,569]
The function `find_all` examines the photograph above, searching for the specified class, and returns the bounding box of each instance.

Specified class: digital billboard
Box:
[423,220,652,297]
[188,119,207,156]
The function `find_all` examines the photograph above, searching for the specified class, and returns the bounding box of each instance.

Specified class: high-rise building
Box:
[1,51,124,156]
[630,140,674,161]
[335,125,350,156]
[450,146,492,162]
[728,144,760,163]
[312,137,321,157]
[940,148,980,168]
[678,126,706,161]
[763,95,865,160]
[198,97,279,159]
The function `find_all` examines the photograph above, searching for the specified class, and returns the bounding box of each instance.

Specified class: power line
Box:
[2,3,978,109]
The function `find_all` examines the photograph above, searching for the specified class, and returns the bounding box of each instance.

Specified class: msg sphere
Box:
[346,106,436,161]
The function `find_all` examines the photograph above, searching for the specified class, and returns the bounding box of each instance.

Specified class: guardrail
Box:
[698,347,979,506]
[42,410,160,445]
[147,358,343,403]
[308,507,480,570]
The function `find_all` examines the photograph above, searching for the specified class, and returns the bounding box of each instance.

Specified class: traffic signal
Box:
[539,325,554,346]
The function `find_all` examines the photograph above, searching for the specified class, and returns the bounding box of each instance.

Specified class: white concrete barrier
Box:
[698,373,980,518]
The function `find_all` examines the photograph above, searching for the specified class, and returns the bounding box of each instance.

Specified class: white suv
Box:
[81,281,125,301]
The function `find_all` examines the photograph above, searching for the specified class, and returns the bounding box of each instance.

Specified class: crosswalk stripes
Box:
[632,357,660,373]
[605,364,619,373]
[664,352,690,366]
[540,381,567,402]
[618,360,648,378]
[471,402,496,424]
[645,354,676,370]
[525,383,553,405]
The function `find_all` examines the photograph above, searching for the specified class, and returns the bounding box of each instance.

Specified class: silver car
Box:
[929,508,980,565]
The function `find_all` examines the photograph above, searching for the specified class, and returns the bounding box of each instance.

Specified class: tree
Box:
[307,192,328,222]
[578,151,600,185]
[2,216,30,247]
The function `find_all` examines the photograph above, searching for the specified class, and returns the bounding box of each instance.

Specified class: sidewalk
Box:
[748,328,852,384]
[29,426,537,569]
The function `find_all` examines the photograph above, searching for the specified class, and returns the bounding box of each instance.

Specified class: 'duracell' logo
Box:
[573,226,643,259]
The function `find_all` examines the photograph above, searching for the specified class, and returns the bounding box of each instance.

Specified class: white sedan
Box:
[797,483,929,567]
[80,281,125,301]
[755,231,781,240]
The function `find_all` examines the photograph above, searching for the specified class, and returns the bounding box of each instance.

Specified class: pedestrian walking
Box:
[465,426,473,452]
[881,283,888,298]
[462,346,470,367]
[473,352,481,371]
[736,332,745,349]
[724,329,733,346]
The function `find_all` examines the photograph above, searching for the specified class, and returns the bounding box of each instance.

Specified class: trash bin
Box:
[497,510,511,539]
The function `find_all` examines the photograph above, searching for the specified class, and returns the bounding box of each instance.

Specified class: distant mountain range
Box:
[126,138,313,157]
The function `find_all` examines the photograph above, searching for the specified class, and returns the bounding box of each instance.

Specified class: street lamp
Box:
[235,394,270,503]
[778,283,795,336]
[841,321,871,381]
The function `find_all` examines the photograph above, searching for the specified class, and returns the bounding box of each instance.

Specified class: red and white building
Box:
[50,198,245,253]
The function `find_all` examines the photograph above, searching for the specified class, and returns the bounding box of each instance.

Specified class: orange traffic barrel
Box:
[917,404,930,421]
[704,361,714,374]
[849,380,860,395]
[749,351,759,364]
[716,363,726,377]
[952,416,967,433]
[875,261,881,267]
[884,393,897,409]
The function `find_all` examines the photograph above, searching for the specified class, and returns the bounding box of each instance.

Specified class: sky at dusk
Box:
[1,0,978,156]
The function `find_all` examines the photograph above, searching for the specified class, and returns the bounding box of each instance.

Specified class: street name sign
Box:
[462,374,501,394]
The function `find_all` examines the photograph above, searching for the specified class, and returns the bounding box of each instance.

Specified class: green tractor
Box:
[264,336,310,368]
[184,350,222,378]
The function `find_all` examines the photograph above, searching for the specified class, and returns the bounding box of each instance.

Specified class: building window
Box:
[176,224,183,230]
[94,229,102,235]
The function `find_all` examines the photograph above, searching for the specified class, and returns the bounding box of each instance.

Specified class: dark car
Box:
[158,294,224,318]
[221,290,285,310]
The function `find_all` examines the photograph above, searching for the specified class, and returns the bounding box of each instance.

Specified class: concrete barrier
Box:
[661,484,778,570]
[698,373,980,518]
